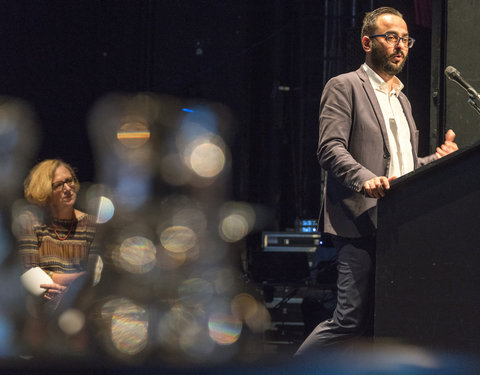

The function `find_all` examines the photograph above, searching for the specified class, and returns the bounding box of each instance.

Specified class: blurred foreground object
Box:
[0,97,40,357]
[86,93,268,364]
[0,97,39,199]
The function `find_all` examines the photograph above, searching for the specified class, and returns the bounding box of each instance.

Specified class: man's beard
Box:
[371,42,408,75]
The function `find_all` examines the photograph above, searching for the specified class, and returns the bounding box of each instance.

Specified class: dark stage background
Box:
[0,0,443,230]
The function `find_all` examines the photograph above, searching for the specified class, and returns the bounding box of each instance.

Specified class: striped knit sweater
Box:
[18,208,99,274]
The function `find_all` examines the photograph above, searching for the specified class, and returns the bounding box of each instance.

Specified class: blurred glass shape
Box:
[202,267,235,296]
[117,121,150,149]
[178,278,214,307]
[86,93,250,364]
[0,119,18,152]
[116,236,157,274]
[160,226,196,254]
[115,166,152,210]
[243,302,271,334]
[0,98,39,198]
[159,153,192,186]
[10,199,43,239]
[87,94,162,211]
[220,214,249,243]
[156,247,186,270]
[96,196,115,224]
[175,105,231,183]
[102,298,148,356]
[364,342,440,370]
[218,202,255,242]
[156,303,193,352]
[187,138,226,178]
[0,314,13,356]
[231,293,259,321]
[92,255,103,286]
[0,213,10,264]
[208,313,242,345]
[179,321,215,360]
[58,309,85,336]
[84,183,112,207]
[172,208,207,235]
[178,105,219,145]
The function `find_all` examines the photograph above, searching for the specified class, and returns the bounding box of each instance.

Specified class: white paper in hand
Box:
[21,267,54,296]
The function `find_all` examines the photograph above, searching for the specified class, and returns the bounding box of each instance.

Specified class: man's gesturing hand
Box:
[436,129,458,159]
[363,176,397,199]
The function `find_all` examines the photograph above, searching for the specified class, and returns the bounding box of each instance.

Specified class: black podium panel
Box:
[375,143,480,354]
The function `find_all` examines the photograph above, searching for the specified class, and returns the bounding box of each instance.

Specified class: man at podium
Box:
[295,6,458,355]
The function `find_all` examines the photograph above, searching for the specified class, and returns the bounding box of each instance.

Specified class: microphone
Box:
[444,66,480,100]
[445,66,480,115]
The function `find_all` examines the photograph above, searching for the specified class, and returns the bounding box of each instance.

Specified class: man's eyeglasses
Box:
[369,33,415,48]
[52,177,76,191]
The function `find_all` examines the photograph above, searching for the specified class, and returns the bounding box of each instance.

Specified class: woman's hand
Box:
[40,283,67,300]
[51,271,86,286]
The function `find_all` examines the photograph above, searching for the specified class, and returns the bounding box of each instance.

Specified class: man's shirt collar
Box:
[362,63,404,96]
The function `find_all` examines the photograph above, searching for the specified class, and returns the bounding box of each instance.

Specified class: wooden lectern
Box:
[375,142,480,354]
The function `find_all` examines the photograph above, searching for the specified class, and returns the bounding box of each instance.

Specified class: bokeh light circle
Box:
[117,121,150,148]
[218,202,256,242]
[188,141,225,178]
[96,196,115,224]
[118,236,157,274]
[106,299,149,356]
[160,226,196,254]
[58,309,85,335]
[208,313,242,345]
[219,214,249,242]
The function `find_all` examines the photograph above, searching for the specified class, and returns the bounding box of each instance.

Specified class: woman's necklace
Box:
[52,212,76,241]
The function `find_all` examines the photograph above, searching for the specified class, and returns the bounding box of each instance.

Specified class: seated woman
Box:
[18,159,100,313]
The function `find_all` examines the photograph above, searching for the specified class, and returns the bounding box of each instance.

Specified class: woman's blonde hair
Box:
[24,159,79,206]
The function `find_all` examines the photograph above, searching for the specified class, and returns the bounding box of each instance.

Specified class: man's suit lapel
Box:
[356,67,391,156]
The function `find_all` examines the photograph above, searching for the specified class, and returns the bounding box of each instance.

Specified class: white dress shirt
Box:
[363,63,414,178]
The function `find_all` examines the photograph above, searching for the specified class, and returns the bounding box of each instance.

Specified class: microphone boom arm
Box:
[445,65,480,116]
[467,96,480,116]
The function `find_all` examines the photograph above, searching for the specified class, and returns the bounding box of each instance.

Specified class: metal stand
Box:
[467,96,480,116]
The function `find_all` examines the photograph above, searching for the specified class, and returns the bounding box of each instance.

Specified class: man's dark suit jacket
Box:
[317,66,436,238]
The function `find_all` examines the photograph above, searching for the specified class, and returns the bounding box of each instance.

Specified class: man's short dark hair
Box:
[361,7,403,39]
